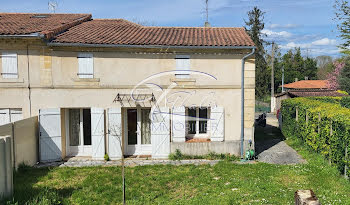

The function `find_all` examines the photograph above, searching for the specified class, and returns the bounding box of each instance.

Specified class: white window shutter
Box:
[175,55,190,78]
[172,106,186,142]
[39,108,62,162]
[0,109,10,126]
[91,107,105,159]
[78,53,93,79]
[2,52,18,79]
[108,108,122,160]
[211,106,224,142]
[151,107,170,158]
[9,109,23,123]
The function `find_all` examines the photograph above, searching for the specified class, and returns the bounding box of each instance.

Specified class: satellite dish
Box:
[48,1,58,13]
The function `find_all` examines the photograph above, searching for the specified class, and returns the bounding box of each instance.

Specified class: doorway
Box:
[66,108,92,156]
[124,108,152,155]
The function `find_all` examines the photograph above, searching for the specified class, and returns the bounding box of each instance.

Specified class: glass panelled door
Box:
[67,108,92,156]
[125,108,152,155]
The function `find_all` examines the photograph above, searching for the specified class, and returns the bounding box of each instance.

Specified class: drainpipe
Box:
[26,44,32,117]
[240,48,255,159]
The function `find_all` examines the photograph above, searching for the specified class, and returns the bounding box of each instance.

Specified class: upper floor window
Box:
[78,53,93,79]
[1,52,18,79]
[175,55,190,78]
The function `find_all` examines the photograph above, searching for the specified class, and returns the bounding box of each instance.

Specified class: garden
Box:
[2,100,350,205]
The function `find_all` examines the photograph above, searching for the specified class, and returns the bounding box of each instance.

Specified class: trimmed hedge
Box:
[340,96,350,109]
[281,97,350,177]
[309,96,342,104]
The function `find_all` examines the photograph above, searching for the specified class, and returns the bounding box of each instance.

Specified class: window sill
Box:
[171,78,196,83]
[185,138,211,143]
[0,78,24,83]
[72,78,100,82]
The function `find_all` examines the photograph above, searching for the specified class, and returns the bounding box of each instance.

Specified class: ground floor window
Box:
[186,107,210,136]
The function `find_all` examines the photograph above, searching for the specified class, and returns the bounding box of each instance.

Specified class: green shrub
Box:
[337,90,349,95]
[104,154,110,161]
[281,97,350,177]
[169,149,183,160]
[16,162,32,173]
[340,96,350,109]
[309,96,342,104]
[168,149,238,161]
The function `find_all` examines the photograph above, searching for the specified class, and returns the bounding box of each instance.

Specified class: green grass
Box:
[2,128,350,204]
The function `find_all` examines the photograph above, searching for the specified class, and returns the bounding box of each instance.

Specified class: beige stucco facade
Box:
[0,38,255,158]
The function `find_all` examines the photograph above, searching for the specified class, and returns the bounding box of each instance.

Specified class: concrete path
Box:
[35,158,220,168]
[255,113,305,165]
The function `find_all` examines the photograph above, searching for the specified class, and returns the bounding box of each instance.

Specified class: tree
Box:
[245,7,269,99]
[316,55,334,80]
[335,0,350,54]
[266,44,282,92]
[304,57,318,80]
[109,121,126,204]
[268,48,318,93]
[339,61,350,92]
[327,61,345,90]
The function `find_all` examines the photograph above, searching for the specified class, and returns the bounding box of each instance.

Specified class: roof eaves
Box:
[0,32,43,38]
[47,42,256,49]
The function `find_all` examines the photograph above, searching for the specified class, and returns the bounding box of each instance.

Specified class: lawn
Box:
[2,129,350,204]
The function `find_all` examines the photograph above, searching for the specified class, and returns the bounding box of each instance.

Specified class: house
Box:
[0,13,256,162]
[274,80,347,112]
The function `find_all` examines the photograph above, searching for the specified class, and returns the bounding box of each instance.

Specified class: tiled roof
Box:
[0,13,91,39]
[52,19,255,47]
[282,80,328,89]
[288,90,347,97]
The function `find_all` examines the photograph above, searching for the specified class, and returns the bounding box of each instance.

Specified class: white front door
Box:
[125,108,152,155]
[66,109,92,156]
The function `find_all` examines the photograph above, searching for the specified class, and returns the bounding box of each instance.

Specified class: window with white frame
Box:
[1,52,18,79]
[77,53,94,78]
[175,55,190,78]
[0,108,23,126]
[186,107,210,136]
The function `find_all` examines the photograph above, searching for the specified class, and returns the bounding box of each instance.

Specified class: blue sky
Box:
[0,0,341,57]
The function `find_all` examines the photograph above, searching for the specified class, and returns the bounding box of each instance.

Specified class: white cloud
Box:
[312,38,337,46]
[268,24,299,29]
[280,38,338,50]
[262,29,293,38]
[279,38,340,57]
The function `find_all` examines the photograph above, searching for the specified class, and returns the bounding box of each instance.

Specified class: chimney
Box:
[295,78,298,82]
[204,21,211,27]
[305,76,308,80]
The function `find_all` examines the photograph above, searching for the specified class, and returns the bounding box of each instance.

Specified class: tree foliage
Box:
[327,61,345,90]
[267,46,318,93]
[335,0,350,54]
[339,60,350,93]
[316,55,334,80]
[245,7,269,99]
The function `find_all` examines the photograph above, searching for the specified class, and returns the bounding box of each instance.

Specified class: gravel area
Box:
[34,158,220,168]
[257,139,305,164]
[255,113,305,165]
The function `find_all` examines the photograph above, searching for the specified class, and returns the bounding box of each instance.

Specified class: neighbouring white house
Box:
[0,13,256,162]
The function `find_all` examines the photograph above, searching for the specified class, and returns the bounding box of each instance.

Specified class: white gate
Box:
[211,106,225,141]
[91,108,105,160]
[39,108,62,162]
[172,106,186,142]
[108,108,122,160]
[151,107,170,158]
